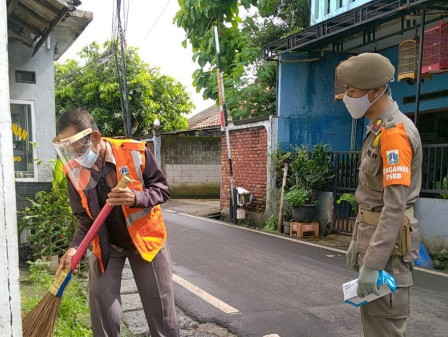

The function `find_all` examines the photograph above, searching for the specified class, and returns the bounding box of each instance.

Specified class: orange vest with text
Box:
[69,138,167,272]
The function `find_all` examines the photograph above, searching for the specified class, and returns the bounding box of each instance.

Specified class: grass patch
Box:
[21,259,92,336]
[20,260,137,336]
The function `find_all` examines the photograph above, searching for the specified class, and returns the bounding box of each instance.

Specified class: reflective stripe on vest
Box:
[126,207,151,226]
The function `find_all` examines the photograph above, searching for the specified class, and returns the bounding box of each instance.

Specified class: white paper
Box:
[342,278,392,307]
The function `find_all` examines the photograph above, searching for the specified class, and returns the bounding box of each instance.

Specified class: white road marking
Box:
[264,334,281,337]
[172,274,240,314]
[415,266,448,277]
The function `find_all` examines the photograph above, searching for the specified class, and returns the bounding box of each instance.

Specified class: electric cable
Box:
[138,0,172,46]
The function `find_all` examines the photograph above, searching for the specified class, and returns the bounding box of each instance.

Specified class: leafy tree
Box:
[175,0,263,120]
[175,0,309,121]
[55,41,192,136]
[258,0,310,37]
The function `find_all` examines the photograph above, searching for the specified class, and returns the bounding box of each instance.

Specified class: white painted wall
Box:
[8,38,57,182]
[414,198,448,254]
[0,0,23,334]
[310,0,372,26]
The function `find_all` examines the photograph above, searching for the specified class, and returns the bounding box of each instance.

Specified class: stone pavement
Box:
[120,198,351,336]
[120,262,236,337]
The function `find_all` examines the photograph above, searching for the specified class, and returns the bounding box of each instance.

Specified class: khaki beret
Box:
[337,53,395,89]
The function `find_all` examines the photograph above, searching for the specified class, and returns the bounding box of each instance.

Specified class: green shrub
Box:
[336,193,359,214]
[264,214,278,232]
[19,159,77,260]
[436,176,448,199]
[287,144,334,204]
[284,188,313,206]
[26,259,53,286]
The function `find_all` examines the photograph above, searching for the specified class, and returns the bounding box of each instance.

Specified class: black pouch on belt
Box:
[392,216,411,256]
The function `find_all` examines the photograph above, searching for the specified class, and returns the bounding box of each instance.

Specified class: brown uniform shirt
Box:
[354,102,422,285]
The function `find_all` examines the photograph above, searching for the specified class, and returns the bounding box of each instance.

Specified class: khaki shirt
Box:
[354,102,422,279]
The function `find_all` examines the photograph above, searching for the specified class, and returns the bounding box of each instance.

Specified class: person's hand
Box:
[357,265,380,298]
[107,187,135,207]
[55,248,77,277]
[346,240,359,271]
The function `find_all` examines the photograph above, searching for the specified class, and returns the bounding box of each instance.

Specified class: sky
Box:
[60,0,214,115]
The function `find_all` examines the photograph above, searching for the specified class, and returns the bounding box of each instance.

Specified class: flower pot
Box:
[291,204,317,222]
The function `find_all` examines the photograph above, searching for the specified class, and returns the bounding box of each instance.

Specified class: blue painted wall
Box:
[277,52,363,151]
[276,47,448,151]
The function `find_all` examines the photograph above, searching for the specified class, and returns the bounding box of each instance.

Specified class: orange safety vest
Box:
[67,138,167,272]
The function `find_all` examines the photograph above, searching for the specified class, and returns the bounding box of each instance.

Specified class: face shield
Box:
[52,128,100,190]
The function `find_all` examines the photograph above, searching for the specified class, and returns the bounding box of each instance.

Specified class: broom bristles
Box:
[22,269,71,337]
[22,292,62,337]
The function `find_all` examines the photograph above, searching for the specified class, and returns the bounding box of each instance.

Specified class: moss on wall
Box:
[170,183,220,198]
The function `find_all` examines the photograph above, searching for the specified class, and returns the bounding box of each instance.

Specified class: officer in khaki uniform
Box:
[337,53,422,337]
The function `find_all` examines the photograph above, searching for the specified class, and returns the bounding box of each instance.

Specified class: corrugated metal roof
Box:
[7,0,92,58]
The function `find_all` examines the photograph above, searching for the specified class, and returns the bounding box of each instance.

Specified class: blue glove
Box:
[357,265,380,298]
[346,240,359,271]
[379,270,396,292]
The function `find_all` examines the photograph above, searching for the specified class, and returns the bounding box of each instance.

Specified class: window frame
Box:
[10,100,38,182]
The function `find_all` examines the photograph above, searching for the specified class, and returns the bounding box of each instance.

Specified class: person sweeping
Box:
[23,108,179,337]
[22,174,130,337]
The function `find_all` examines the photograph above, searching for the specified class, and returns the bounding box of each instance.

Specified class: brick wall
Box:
[221,126,268,213]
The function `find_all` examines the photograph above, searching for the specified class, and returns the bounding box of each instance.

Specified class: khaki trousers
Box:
[89,244,179,337]
[360,287,409,337]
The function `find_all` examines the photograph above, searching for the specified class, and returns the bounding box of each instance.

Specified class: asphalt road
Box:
[164,209,448,337]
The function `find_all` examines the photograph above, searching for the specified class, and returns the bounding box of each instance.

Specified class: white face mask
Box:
[343,86,388,119]
[74,146,98,168]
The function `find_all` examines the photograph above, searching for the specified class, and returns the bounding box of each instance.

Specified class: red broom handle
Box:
[70,175,131,270]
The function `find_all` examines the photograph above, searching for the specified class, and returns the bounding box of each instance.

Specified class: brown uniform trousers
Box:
[89,244,179,337]
[353,102,422,337]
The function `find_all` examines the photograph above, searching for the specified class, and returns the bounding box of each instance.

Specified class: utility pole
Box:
[116,0,132,138]
[214,25,236,224]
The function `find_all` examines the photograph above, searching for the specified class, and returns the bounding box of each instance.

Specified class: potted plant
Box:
[286,144,334,222]
[284,188,315,222]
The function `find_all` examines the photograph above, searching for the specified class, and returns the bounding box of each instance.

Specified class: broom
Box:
[22,175,131,337]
